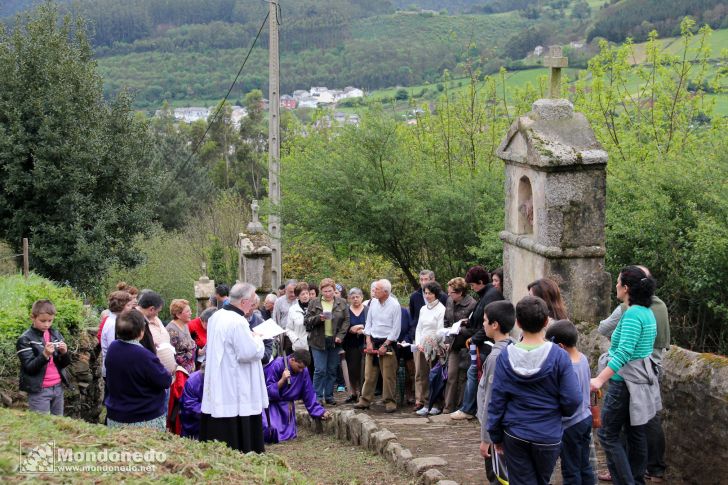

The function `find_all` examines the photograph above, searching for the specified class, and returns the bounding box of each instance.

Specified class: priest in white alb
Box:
[200,282,269,453]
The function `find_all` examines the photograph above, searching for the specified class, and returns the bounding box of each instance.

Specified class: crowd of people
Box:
[16,263,670,485]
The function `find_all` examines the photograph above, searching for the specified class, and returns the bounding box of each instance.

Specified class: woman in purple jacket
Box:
[180,365,204,439]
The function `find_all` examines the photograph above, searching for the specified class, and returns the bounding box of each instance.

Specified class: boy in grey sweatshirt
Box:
[477,301,515,484]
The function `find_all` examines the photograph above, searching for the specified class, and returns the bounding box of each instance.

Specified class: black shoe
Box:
[345,394,358,403]
[325,398,337,406]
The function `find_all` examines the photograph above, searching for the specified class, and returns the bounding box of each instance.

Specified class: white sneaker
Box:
[450,410,474,420]
[416,406,429,416]
[429,407,441,416]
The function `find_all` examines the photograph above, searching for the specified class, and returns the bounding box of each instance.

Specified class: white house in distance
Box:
[290,86,365,108]
[172,107,210,123]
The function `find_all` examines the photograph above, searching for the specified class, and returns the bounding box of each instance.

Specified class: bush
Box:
[283,235,408,298]
[0,274,87,387]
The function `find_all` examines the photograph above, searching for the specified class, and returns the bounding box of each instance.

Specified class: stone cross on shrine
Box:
[544,45,568,98]
[247,199,264,234]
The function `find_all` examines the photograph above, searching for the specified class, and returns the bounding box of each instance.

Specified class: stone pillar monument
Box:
[496,46,611,323]
[238,200,273,294]
[193,262,215,315]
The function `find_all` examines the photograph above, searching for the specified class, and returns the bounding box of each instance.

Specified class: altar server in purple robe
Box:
[263,350,330,442]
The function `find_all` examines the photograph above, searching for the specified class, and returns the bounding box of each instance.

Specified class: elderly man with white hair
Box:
[200,283,268,453]
[260,293,277,320]
[354,279,401,413]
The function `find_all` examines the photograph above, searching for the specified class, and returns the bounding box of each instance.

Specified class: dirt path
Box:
[329,391,680,485]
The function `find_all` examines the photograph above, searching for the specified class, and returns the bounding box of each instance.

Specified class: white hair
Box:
[230,282,256,301]
[378,279,392,295]
[264,293,277,304]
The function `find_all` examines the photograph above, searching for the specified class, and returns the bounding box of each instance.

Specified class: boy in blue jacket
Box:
[487,296,581,485]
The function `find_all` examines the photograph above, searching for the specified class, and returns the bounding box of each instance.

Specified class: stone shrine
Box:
[496,46,611,323]
[193,262,215,314]
[238,200,273,294]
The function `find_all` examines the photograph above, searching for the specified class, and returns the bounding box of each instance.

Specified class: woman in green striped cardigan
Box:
[591,266,658,485]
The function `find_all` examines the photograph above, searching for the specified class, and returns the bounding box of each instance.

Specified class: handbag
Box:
[591,390,602,429]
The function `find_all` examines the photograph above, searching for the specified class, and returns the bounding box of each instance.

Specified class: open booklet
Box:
[399,319,467,346]
[250,318,286,340]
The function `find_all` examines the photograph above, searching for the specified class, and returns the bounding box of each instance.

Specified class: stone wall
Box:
[578,324,728,485]
[63,327,104,423]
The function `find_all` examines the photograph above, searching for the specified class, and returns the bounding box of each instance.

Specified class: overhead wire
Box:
[161,9,271,193]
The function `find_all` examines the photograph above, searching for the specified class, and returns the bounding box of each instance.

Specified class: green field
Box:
[364,28,727,117]
[630,26,728,63]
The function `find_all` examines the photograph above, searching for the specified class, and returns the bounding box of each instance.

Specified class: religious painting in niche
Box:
[517,176,534,234]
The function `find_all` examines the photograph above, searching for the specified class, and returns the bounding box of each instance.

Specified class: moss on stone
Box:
[698,353,728,369]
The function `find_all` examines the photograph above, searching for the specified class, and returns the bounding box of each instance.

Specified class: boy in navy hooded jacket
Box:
[487,296,581,485]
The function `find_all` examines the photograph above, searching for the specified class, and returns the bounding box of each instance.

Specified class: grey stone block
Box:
[406,456,448,476]
[422,469,446,485]
[370,429,397,454]
[348,414,364,445]
[393,445,413,470]
[360,420,378,448]
[337,410,355,441]
[532,98,574,121]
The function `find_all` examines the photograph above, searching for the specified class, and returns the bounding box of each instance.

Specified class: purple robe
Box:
[180,370,204,439]
[263,356,325,442]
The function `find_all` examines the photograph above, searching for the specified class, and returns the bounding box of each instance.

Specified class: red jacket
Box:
[188,318,207,348]
[167,369,189,435]
[96,314,109,344]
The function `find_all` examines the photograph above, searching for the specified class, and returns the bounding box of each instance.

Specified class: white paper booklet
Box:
[251,318,286,340]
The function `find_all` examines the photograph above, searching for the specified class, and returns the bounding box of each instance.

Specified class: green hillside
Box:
[6,0,724,110]
[96,11,533,108]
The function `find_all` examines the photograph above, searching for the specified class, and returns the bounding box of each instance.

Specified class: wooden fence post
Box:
[22,238,29,279]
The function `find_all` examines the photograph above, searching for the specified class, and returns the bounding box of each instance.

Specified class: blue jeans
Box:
[598,379,647,485]
[503,431,561,485]
[560,416,595,485]
[459,364,478,415]
[312,346,340,400]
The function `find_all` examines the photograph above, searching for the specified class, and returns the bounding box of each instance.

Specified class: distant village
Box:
[158,86,365,127]
[156,39,589,128]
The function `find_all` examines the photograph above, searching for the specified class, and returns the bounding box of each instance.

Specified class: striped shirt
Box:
[608,305,657,381]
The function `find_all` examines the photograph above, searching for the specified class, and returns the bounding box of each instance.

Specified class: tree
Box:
[0,4,158,293]
[149,102,213,230]
[571,1,592,20]
[282,91,507,287]
[235,89,268,200]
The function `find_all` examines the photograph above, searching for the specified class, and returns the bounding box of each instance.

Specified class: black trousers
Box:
[200,413,264,453]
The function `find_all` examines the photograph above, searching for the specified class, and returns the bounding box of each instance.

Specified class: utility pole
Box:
[268,0,282,290]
